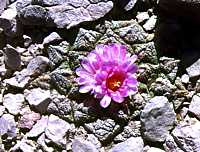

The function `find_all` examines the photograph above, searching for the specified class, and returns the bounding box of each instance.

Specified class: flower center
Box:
[106,72,125,91]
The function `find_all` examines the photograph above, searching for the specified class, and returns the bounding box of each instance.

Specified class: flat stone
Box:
[189,94,200,119]
[18,111,41,129]
[3,44,21,70]
[186,58,200,78]
[172,118,200,152]
[27,116,48,137]
[110,137,144,152]
[45,114,72,147]
[24,88,51,113]
[143,15,157,31]
[72,138,98,152]
[3,93,24,115]
[140,96,175,142]
[18,0,113,29]
[42,32,62,46]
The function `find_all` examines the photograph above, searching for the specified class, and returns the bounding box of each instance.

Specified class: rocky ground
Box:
[0,0,200,152]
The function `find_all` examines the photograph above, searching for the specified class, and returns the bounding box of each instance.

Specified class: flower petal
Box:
[79,85,93,93]
[111,92,124,103]
[100,95,111,108]
[81,58,95,74]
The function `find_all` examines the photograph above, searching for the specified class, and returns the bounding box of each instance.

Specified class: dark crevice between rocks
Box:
[154,10,200,76]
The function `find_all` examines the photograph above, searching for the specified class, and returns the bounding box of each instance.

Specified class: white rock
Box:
[189,94,200,119]
[186,58,200,78]
[136,12,149,23]
[143,15,157,31]
[3,93,24,115]
[147,147,165,152]
[181,74,190,84]
[45,114,71,147]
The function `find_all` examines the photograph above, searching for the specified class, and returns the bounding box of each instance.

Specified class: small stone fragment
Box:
[42,32,62,46]
[172,118,200,152]
[24,88,51,113]
[143,15,157,31]
[27,116,48,137]
[3,44,21,70]
[72,138,98,152]
[136,12,149,23]
[124,0,138,11]
[45,114,72,147]
[18,111,41,129]
[110,137,144,152]
[3,93,24,115]
[186,58,200,78]
[188,94,200,119]
[181,74,190,84]
[140,96,175,142]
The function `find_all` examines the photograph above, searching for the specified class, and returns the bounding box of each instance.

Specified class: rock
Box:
[1,114,16,138]
[3,93,24,115]
[18,0,113,29]
[37,133,54,152]
[147,147,165,152]
[186,58,200,78]
[124,0,138,11]
[45,114,72,147]
[114,121,141,142]
[140,96,175,142]
[164,134,184,152]
[27,56,50,76]
[181,74,190,84]
[24,88,51,113]
[72,138,98,152]
[136,12,150,23]
[0,106,5,116]
[0,0,8,15]
[143,15,157,31]
[10,138,37,152]
[84,119,121,143]
[3,44,21,70]
[42,32,62,46]
[18,111,41,129]
[23,35,32,48]
[27,116,48,137]
[110,137,144,152]
[3,69,31,88]
[172,118,200,152]
[188,94,200,119]
[0,1,20,37]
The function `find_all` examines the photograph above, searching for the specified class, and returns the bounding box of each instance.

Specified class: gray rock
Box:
[45,114,72,147]
[18,0,113,29]
[3,69,31,88]
[172,118,200,152]
[73,28,102,50]
[136,12,150,23]
[189,94,200,119]
[72,138,98,152]
[27,116,48,137]
[24,88,51,113]
[114,121,141,142]
[143,15,157,31]
[18,111,41,129]
[1,114,16,138]
[164,135,184,152]
[0,106,5,116]
[140,96,175,142]
[124,0,138,11]
[27,56,50,76]
[3,93,24,115]
[186,58,200,78]
[0,1,20,37]
[147,147,165,152]
[181,74,190,84]
[3,44,21,70]
[0,0,8,15]
[110,137,144,152]
[42,32,62,46]
[84,119,121,143]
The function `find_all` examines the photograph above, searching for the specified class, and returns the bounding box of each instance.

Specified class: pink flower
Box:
[76,44,138,108]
